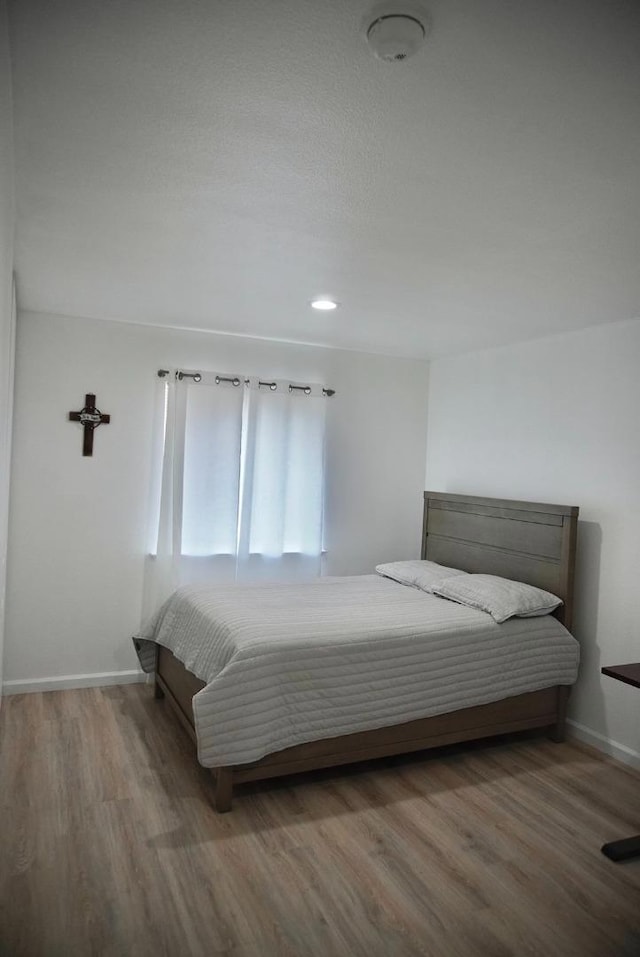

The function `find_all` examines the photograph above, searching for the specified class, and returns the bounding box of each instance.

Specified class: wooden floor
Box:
[1,686,639,957]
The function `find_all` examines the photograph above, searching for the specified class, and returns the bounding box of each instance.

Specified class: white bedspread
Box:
[134,575,579,767]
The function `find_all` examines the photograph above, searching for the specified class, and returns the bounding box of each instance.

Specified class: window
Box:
[143,370,328,615]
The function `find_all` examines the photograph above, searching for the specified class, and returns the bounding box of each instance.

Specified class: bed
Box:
[135,491,579,811]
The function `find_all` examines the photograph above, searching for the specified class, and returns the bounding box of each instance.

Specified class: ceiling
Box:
[8,0,640,359]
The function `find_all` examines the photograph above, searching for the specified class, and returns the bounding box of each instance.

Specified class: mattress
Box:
[134,575,579,767]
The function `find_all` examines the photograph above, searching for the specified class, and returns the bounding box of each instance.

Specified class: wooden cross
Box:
[68,393,111,457]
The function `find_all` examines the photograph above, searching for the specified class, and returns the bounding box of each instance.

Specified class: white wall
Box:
[425,318,640,765]
[4,311,429,688]
[0,0,16,694]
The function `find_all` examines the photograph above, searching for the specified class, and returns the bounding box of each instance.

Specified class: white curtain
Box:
[237,379,326,583]
[142,371,326,620]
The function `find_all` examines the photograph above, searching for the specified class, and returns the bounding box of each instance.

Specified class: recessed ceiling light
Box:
[310,298,338,311]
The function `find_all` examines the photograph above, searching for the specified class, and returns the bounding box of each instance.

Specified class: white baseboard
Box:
[2,670,149,695]
[567,719,640,771]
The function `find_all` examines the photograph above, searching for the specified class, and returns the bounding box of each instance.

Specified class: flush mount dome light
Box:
[310,298,338,311]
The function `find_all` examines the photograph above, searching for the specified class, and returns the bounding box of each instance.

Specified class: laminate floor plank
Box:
[1,685,639,957]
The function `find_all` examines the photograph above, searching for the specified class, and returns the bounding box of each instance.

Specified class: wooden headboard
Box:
[422,492,579,631]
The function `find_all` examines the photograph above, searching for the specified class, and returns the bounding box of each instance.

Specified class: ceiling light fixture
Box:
[310,298,338,311]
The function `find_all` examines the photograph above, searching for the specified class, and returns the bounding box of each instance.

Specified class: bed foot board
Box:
[549,685,569,743]
[153,677,165,700]
[213,768,234,813]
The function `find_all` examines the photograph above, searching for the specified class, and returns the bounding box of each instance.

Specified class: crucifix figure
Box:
[68,393,111,457]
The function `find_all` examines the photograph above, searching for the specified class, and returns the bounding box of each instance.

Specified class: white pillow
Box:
[433,574,562,623]
[375,560,468,594]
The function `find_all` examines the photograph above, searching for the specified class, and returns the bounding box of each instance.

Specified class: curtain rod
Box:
[157,369,335,397]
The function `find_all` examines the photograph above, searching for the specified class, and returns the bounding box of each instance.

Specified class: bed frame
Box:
[154,491,579,812]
